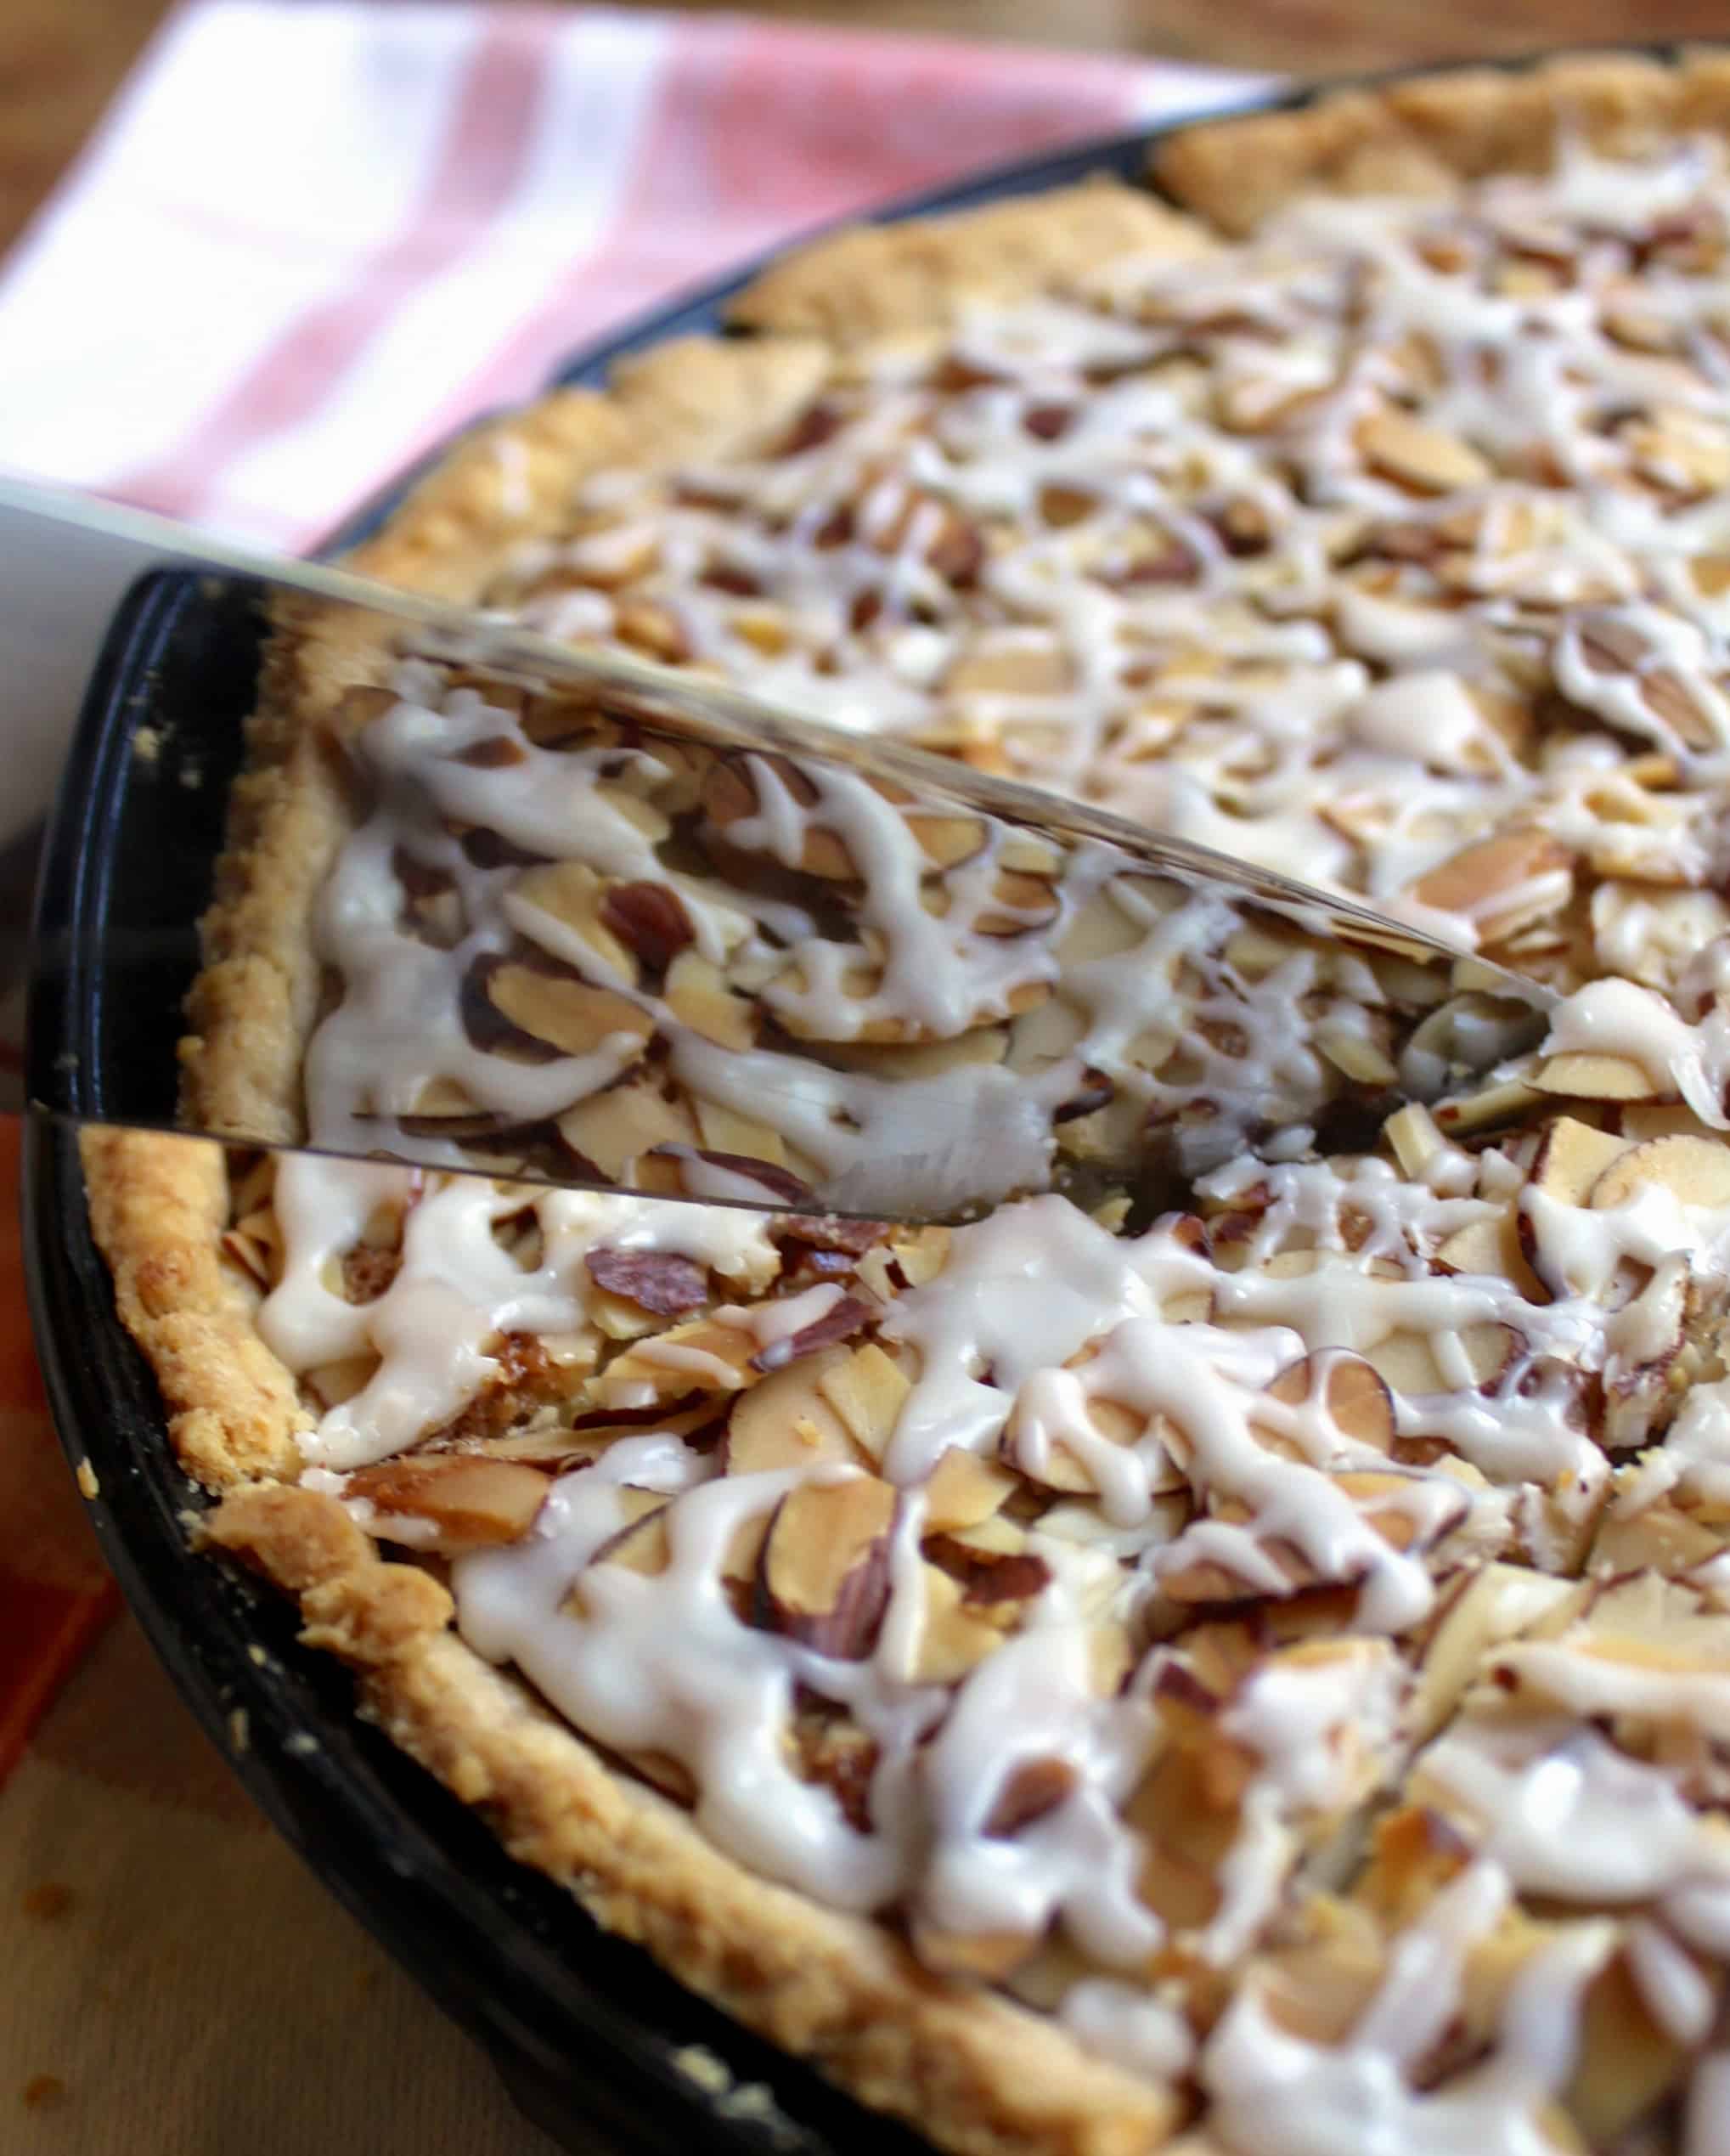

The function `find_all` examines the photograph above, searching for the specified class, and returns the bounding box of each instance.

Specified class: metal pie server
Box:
[13,473,1550,1222]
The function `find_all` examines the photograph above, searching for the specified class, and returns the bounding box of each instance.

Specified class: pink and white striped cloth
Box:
[0,3,1261,557]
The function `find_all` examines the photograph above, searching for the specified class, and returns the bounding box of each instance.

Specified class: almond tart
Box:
[82,50,1730,2156]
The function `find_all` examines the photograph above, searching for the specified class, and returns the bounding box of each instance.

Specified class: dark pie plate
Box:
[18,48,1688,2156]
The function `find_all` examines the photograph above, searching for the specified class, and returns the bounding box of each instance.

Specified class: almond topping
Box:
[1590,1132,1730,1212]
[1357,409,1491,494]
[598,882,694,973]
[1533,1052,1663,1103]
[663,950,758,1051]
[345,1455,549,1549]
[1409,830,1574,940]
[1263,1352,1395,1453]
[755,1476,897,1659]
[585,1248,709,1316]
[482,962,653,1059]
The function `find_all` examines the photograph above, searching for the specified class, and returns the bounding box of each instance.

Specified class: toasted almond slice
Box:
[1409,831,1573,938]
[1265,1352,1395,1453]
[1533,1051,1662,1102]
[1529,1116,1631,1206]
[1434,1211,1548,1304]
[815,1342,913,1465]
[599,1314,761,1408]
[1409,1563,1589,1741]
[615,598,689,662]
[908,1561,1012,1685]
[1367,1324,1513,1397]
[1591,1132,1730,1212]
[589,1486,673,1575]
[1434,1072,1547,1136]
[1358,409,1491,494]
[510,861,638,982]
[1384,1102,1445,1178]
[926,1448,1021,1535]
[1224,921,1305,981]
[1057,888,1146,966]
[1620,1103,1712,1143]
[1571,1942,1707,2144]
[944,644,1074,698]
[724,1345,868,1473]
[595,783,673,844]
[600,882,696,974]
[757,1476,897,1658]
[345,1455,549,1549]
[973,866,1061,938]
[1315,1024,1399,1087]
[998,833,1062,878]
[557,1080,697,1178]
[694,1098,787,1167]
[904,810,988,870]
[486,963,653,1058]
[705,759,854,879]
[664,950,757,1051]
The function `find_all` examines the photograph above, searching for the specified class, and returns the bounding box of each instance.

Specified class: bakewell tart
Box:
[80,50,1730,2156]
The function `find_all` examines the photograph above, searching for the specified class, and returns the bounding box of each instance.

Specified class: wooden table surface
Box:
[6,0,1730,262]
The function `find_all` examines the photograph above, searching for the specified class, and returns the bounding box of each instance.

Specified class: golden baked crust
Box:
[729,181,1213,339]
[82,56,1730,2156]
[1152,48,1730,233]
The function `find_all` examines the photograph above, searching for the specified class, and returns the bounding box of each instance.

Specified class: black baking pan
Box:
[20,46,1691,2154]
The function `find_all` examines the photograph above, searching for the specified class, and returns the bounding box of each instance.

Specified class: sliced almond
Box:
[1409,831,1573,940]
[756,1476,897,1658]
[510,861,638,982]
[1434,1073,1547,1136]
[819,1027,1010,1082]
[973,866,1062,938]
[1533,1052,1663,1103]
[485,962,653,1058]
[615,598,689,663]
[1367,1324,1513,1397]
[705,758,854,880]
[904,810,987,870]
[1591,1132,1730,1212]
[345,1455,549,1549]
[588,1486,673,1576]
[923,1446,1017,1532]
[598,1314,760,1408]
[1315,1024,1399,1087]
[558,1080,697,1178]
[1383,1102,1445,1178]
[1620,1104,1712,1143]
[908,1561,1012,1685]
[1264,1352,1395,1453]
[1529,1116,1631,1206]
[1358,409,1491,494]
[599,882,695,974]
[814,1342,912,1465]
[586,1247,708,1317]
[1434,1210,1549,1305]
[664,950,757,1051]
[724,1345,869,1474]
[945,644,1074,698]
[693,1098,787,1167]
[1409,1564,1587,1741]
